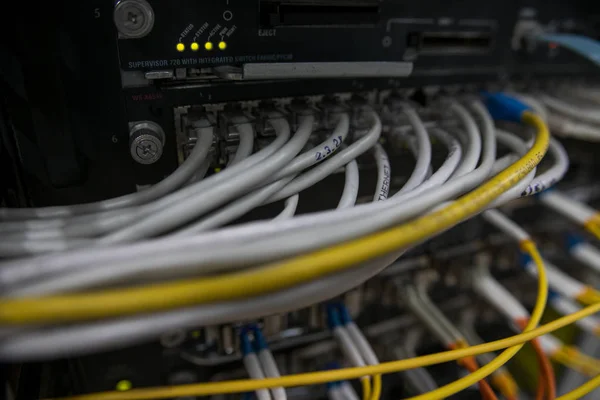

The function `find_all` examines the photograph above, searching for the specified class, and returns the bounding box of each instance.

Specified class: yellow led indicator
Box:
[218,41,227,50]
[176,43,185,52]
[192,330,201,338]
[116,380,132,392]
[204,42,214,51]
[190,42,200,52]
[214,167,221,173]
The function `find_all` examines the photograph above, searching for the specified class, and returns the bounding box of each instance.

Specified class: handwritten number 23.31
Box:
[315,136,344,161]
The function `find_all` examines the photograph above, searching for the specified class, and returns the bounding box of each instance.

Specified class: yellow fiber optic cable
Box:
[0,113,550,325]
[361,377,371,400]
[48,240,552,400]
[556,374,600,400]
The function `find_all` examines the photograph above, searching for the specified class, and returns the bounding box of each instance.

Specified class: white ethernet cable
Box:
[395,106,432,195]
[240,328,272,400]
[372,143,391,202]
[227,117,255,166]
[0,101,547,360]
[0,118,287,245]
[449,102,482,179]
[565,234,600,274]
[0,101,492,302]
[5,138,365,296]
[266,112,380,203]
[517,91,600,141]
[249,325,287,400]
[99,115,312,243]
[0,103,485,292]
[337,160,360,210]
[0,123,215,221]
[273,196,299,221]
[539,93,600,126]
[0,107,548,361]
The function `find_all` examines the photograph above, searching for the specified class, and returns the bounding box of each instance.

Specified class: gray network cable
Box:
[0,124,215,220]
[99,115,311,243]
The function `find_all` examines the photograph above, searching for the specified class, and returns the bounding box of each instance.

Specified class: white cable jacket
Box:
[449,102,482,179]
[396,107,431,194]
[337,161,360,209]
[524,259,586,299]
[473,275,529,321]
[271,113,350,181]
[482,210,530,242]
[540,94,600,125]
[511,93,549,122]
[571,243,600,274]
[551,296,600,334]
[273,195,299,221]
[172,176,296,237]
[0,125,215,220]
[267,112,380,203]
[539,190,597,223]
[228,122,254,166]
[0,106,491,291]
[258,350,287,400]
[520,139,569,197]
[345,322,379,365]
[333,326,366,368]
[538,334,562,356]
[372,144,391,202]
[243,353,272,400]
[548,115,600,142]
[340,382,361,400]
[100,116,308,243]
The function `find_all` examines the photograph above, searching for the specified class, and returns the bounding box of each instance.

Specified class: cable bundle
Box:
[11,92,600,400]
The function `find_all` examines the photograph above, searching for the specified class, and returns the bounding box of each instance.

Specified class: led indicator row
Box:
[176,41,227,52]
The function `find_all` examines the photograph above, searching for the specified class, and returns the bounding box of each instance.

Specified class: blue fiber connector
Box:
[482,92,531,123]
[327,304,342,328]
[565,234,584,251]
[250,325,268,351]
[240,328,254,356]
[519,253,533,269]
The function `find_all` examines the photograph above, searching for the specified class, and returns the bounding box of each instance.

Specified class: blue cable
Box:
[326,303,342,329]
[519,253,533,269]
[336,302,353,325]
[240,327,254,356]
[482,92,531,123]
[538,33,600,67]
[565,233,584,251]
[250,324,269,351]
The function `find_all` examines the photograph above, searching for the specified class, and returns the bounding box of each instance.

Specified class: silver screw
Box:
[129,121,165,164]
[114,0,155,39]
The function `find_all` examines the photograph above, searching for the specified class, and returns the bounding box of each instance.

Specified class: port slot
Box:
[259,0,379,27]
[407,31,493,55]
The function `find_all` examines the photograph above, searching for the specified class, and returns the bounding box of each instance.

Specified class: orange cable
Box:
[516,318,556,400]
